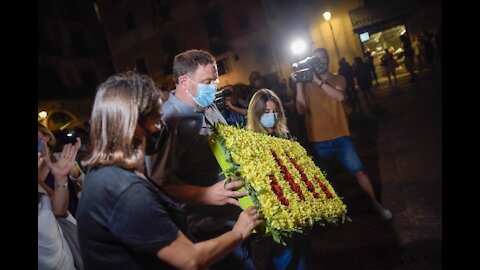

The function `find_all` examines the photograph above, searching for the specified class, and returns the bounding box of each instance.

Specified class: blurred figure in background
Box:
[364,49,379,86]
[399,32,418,82]
[339,57,363,117]
[380,48,398,86]
[420,31,435,69]
[353,56,377,110]
[221,84,248,126]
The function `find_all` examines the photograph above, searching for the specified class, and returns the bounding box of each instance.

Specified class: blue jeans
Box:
[268,234,311,270]
[314,136,364,175]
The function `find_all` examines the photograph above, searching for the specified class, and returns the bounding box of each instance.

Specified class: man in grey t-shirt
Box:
[145,49,256,270]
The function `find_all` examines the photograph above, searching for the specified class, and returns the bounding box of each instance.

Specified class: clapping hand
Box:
[42,137,82,180]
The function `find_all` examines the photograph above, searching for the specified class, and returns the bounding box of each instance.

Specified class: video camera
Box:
[292,56,322,82]
[214,87,232,112]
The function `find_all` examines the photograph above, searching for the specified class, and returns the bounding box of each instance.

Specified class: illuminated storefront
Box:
[349,0,441,73]
[359,25,407,67]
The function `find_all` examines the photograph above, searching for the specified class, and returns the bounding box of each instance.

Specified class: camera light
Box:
[291,40,307,55]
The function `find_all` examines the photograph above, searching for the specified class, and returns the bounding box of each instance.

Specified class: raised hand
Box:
[290,72,298,83]
[43,137,82,180]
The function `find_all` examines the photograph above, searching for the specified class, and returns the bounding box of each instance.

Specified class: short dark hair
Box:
[173,49,216,84]
[313,48,329,58]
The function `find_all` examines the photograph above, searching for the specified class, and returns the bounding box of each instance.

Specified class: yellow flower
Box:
[211,124,348,244]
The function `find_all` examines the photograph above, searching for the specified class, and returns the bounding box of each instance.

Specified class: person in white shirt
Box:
[38,138,82,270]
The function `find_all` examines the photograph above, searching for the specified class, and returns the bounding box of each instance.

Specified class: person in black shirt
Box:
[76,71,263,270]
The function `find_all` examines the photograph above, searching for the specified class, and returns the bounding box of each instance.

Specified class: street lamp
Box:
[323,11,340,60]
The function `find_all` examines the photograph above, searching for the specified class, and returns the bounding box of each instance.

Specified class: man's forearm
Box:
[229,104,247,116]
[318,81,345,102]
[295,83,306,115]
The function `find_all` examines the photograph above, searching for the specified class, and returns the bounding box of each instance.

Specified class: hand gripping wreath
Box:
[209,124,349,245]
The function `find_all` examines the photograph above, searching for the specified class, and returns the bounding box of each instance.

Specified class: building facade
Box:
[38,0,115,121]
[97,0,441,90]
[97,0,279,89]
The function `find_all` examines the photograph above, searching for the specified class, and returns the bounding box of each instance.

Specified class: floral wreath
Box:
[210,124,349,245]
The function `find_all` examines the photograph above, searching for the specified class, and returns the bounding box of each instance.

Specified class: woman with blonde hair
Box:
[38,123,84,217]
[246,88,311,269]
[247,88,290,139]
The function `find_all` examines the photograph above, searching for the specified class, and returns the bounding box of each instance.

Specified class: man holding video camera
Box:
[292,48,392,221]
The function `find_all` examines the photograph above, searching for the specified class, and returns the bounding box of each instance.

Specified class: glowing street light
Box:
[323,11,331,21]
[323,11,340,60]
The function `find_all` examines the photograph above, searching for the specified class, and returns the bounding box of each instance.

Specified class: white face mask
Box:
[260,112,278,128]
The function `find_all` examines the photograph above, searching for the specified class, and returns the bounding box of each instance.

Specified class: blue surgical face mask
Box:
[186,76,217,108]
[260,112,278,129]
[38,139,43,153]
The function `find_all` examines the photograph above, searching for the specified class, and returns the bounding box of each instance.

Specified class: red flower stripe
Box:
[285,153,320,199]
[271,149,305,201]
[314,176,333,199]
[269,175,290,206]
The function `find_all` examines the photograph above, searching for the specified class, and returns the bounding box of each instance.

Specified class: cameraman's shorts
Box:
[314,136,364,175]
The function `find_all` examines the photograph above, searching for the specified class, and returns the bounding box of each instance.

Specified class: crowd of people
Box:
[38,45,405,269]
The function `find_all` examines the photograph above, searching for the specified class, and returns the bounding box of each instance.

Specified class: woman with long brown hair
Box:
[76,71,262,270]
